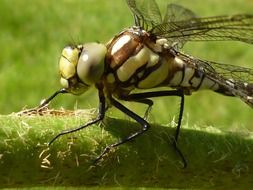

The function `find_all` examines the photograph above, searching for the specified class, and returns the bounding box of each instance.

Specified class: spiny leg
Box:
[120,89,187,168]
[39,88,68,108]
[17,88,70,144]
[172,91,186,168]
[93,98,150,163]
[48,88,106,145]
[18,88,68,115]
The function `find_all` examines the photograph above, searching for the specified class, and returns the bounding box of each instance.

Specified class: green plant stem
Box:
[0,113,252,189]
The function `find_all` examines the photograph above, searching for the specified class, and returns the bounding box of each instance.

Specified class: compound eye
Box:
[77,43,107,85]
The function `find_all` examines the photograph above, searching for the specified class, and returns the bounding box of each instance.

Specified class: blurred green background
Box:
[0,0,252,130]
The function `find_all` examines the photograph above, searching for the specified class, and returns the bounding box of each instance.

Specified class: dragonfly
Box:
[38,0,253,167]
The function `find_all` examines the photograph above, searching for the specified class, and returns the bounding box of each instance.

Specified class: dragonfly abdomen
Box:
[165,56,222,94]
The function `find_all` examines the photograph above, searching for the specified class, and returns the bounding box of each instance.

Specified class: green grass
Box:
[0,0,253,189]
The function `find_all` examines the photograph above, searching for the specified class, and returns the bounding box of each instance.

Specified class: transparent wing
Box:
[173,50,253,107]
[126,0,253,46]
[162,3,197,48]
[154,14,253,45]
[127,0,197,48]
[127,0,196,30]
[127,0,162,28]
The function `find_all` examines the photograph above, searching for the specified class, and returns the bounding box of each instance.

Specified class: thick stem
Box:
[0,114,252,189]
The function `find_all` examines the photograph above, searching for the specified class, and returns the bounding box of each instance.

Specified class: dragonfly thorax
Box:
[103,27,178,97]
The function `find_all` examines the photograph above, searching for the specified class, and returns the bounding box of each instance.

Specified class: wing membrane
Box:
[162,4,197,47]
[154,14,253,44]
[163,3,196,23]
[127,0,162,28]
[127,0,253,45]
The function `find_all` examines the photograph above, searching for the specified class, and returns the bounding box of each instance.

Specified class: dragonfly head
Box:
[59,43,107,95]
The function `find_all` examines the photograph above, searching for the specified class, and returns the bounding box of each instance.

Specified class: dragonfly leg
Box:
[172,92,186,168]
[39,88,68,108]
[130,99,154,119]
[93,98,150,163]
[48,88,106,145]
[119,89,187,168]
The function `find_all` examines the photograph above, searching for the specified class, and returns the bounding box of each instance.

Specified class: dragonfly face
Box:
[59,43,107,95]
[38,0,253,167]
